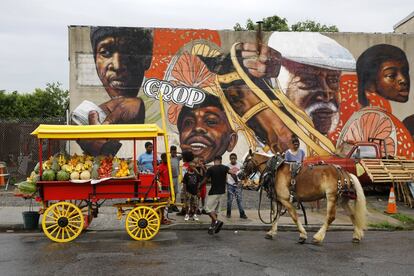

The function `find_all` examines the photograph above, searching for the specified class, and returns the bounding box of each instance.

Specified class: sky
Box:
[0,0,413,93]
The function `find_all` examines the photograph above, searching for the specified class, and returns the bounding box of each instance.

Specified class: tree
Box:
[234,15,338,32]
[234,16,289,31]
[291,20,338,32]
[0,82,69,120]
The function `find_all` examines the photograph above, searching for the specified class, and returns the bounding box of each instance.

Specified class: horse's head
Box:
[238,149,258,180]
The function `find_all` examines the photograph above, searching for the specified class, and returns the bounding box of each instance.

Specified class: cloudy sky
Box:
[0,0,413,93]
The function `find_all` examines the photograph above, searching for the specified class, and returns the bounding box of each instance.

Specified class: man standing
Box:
[226,153,247,219]
[204,156,231,235]
[138,142,154,173]
[169,145,181,212]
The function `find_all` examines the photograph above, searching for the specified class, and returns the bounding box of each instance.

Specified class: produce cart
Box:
[31,123,175,242]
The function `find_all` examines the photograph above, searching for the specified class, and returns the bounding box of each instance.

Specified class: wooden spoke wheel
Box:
[42,202,84,243]
[126,206,160,241]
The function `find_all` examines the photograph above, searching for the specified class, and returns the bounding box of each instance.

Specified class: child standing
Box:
[195,157,207,214]
[158,153,171,224]
[182,161,201,221]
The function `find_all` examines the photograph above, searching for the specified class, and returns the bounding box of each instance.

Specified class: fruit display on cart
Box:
[16,153,135,196]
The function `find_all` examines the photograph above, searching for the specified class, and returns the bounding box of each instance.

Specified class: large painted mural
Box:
[69,26,414,163]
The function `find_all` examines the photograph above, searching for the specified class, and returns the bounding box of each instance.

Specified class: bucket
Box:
[22,211,40,230]
[0,163,5,186]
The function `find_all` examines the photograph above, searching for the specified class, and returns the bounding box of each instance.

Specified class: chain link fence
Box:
[0,117,67,183]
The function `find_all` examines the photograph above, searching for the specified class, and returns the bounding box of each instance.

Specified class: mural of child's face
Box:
[95,36,146,98]
[179,106,237,163]
[376,60,410,102]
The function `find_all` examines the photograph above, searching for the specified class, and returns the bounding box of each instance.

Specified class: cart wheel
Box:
[126,206,160,241]
[42,202,84,243]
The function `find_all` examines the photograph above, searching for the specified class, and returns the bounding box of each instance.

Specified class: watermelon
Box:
[42,169,56,181]
[34,162,40,174]
[56,170,70,181]
[16,181,37,194]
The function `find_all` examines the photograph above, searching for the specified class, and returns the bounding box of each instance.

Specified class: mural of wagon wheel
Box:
[336,107,414,158]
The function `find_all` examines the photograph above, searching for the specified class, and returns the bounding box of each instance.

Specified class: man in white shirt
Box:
[226,153,247,219]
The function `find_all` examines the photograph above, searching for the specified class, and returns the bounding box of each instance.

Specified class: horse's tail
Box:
[349,173,367,232]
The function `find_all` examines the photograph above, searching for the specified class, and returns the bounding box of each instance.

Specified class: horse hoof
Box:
[265,234,273,240]
[352,238,361,244]
[312,238,322,245]
[298,237,306,244]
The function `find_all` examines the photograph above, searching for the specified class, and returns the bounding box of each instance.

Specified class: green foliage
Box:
[234,16,289,31]
[368,222,404,230]
[390,214,414,224]
[291,20,339,32]
[233,15,338,32]
[0,82,68,120]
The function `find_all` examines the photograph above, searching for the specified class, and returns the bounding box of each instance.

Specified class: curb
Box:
[2,223,400,233]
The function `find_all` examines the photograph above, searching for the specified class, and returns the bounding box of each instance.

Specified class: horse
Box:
[239,151,367,244]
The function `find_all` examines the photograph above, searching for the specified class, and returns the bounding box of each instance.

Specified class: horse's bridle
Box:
[241,154,268,180]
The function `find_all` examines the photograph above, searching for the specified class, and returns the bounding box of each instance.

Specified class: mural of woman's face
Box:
[179,106,237,163]
[375,59,410,102]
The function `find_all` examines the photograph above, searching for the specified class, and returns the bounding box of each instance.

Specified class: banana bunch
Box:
[75,163,84,173]
[84,155,94,162]
[78,155,85,164]
[83,160,93,171]
[57,154,67,167]
[62,164,74,173]
[43,159,52,170]
[115,160,130,177]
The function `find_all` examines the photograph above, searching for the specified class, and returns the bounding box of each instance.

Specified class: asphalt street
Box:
[1,230,413,276]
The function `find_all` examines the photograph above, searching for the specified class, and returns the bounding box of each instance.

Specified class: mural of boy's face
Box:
[95,36,148,98]
[375,59,410,102]
[179,106,237,163]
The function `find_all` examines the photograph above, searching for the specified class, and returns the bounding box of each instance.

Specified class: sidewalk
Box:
[1,187,414,232]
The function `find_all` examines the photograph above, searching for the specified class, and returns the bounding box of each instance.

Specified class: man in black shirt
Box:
[204,155,233,234]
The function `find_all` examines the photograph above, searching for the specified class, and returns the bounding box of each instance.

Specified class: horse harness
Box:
[260,155,286,200]
[307,162,357,200]
[332,165,357,199]
[262,157,357,200]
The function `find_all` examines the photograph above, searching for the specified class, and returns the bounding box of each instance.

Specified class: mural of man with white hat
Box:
[240,32,356,135]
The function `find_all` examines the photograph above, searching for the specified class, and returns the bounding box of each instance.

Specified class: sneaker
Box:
[196,209,202,215]
[193,214,199,221]
[214,220,224,234]
[208,225,215,235]
[240,214,248,219]
[184,214,190,221]
[201,209,208,215]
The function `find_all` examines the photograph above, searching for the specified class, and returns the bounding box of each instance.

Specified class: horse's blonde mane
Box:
[242,150,274,161]
[254,151,274,158]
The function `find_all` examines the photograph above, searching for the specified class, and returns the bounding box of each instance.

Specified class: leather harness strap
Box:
[230,43,335,156]
[217,71,242,84]
[241,102,268,123]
